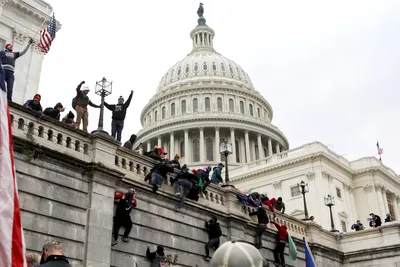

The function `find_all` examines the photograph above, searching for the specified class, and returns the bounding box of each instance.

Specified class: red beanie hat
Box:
[34,94,41,100]
[5,44,12,50]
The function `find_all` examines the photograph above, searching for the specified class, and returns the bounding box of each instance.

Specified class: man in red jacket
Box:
[112,188,137,246]
[272,218,288,266]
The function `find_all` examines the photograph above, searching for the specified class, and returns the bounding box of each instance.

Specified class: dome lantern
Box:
[190,3,215,52]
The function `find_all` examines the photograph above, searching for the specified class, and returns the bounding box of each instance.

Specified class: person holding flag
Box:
[376,141,383,161]
[0,38,33,101]
[0,53,27,267]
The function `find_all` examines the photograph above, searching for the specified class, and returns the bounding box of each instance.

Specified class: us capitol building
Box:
[135,7,400,232]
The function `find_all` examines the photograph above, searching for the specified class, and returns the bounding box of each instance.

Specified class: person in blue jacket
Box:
[210,163,224,185]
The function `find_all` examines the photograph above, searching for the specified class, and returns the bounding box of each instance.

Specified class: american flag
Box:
[38,12,56,53]
[0,83,27,265]
[377,141,383,155]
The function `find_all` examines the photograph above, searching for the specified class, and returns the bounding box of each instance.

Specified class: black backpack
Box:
[71,96,77,109]
[43,107,54,116]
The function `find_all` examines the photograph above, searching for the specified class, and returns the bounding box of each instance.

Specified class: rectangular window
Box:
[341,220,347,232]
[291,186,300,197]
[336,188,342,199]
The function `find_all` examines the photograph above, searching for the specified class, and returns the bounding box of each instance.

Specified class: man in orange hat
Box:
[0,39,33,101]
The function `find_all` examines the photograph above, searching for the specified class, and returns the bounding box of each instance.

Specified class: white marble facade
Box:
[135,12,400,232]
[0,0,55,104]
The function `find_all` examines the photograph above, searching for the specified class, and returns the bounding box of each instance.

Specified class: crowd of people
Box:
[351,212,393,232]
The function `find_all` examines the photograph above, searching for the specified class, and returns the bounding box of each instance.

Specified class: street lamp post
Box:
[92,77,112,135]
[298,180,309,220]
[324,194,339,232]
[219,139,232,185]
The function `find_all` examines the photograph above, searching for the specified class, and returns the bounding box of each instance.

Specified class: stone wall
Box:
[10,103,400,267]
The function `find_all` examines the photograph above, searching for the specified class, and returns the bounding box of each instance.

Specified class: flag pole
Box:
[32,10,53,41]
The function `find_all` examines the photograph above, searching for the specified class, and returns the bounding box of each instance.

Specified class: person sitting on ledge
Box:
[210,163,224,185]
[351,220,364,231]
[146,244,166,267]
[385,213,392,223]
[112,188,137,246]
[62,111,76,127]
[196,166,211,193]
[123,134,137,149]
[23,94,42,113]
[43,102,65,121]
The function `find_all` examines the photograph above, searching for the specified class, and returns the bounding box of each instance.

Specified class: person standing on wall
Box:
[112,188,137,246]
[104,90,133,142]
[72,81,100,132]
[0,39,33,101]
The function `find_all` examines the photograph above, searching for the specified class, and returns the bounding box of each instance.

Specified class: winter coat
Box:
[206,221,222,240]
[38,255,72,267]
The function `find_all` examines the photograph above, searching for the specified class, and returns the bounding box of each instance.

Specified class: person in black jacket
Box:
[175,165,198,211]
[104,90,133,142]
[203,216,222,262]
[23,94,43,113]
[123,134,137,150]
[149,159,174,193]
[38,240,72,267]
[369,213,382,228]
[249,207,269,249]
[146,245,166,267]
[43,102,65,121]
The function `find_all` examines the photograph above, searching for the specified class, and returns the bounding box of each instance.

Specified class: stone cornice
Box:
[3,0,53,26]
[232,152,355,183]
[135,116,289,149]
[140,85,274,123]
[353,167,400,191]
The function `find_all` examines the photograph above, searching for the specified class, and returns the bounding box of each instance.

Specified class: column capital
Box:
[184,129,189,134]
[374,183,384,191]
[244,130,249,134]
[199,127,204,131]
[363,184,374,192]
[230,127,235,132]
[215,127,220,131]
[257,133,261,138]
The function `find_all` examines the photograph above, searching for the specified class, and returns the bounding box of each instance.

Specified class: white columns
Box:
[268,138,273,156]
[184,129,189,164]
[200,127,205,162]
[157,136,162,147]
[374,184,386,217]
[245,130,250,163]
[276,143,281,154]
[215,127,220,162]
[147,141,151,152]
[382,189,389,215]
[170,132,175,156]
[251,141,256,161]
[257,134,263,160]
[392,195,400,221]
[230,128,236,163]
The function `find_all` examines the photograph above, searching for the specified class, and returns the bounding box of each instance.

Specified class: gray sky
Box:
[39,0,400,174]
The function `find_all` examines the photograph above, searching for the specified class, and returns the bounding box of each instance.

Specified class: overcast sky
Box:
[39,0,400,174]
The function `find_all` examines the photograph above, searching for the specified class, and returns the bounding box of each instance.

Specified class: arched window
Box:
[235,140,240,163]
[206,138,213,161]
[162,107,166,119]
[193,139,200,162]
[217,97,223,111]
[257,108,260,117]
[180,141,185,157]
[240,101,244,114]
[229,99,234,112]
[193,98,198,112]
[255,145,259,160]
[205,97,210,111]
[181,100,186,114]
[154,111,158,122]
[249,104,253,116]
[171,103,175,116]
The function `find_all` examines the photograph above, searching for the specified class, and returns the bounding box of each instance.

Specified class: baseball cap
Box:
[157,147,167,155]
[218,162,225,167]
[211,241,268,267]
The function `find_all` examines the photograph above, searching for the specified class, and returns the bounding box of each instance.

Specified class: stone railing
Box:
[7,103,327,246]
[10,103,93,162]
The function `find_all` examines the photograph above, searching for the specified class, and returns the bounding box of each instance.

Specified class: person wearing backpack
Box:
[203,216,222,262]
[72,81,100,132]
[43,102,65,121]
[104,91,133,142]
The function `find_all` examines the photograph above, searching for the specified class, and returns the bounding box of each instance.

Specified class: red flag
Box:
[0,86,27,266]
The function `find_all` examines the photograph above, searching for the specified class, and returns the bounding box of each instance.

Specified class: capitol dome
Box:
[135,8,289,168]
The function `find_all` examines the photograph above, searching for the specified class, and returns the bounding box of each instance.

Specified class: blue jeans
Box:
[150,173,164,188]
[4,70,14,101]
[111,120,124,142]
[175,179,192,209]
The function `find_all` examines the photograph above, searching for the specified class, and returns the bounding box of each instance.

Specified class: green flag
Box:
[288,235,297,261]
